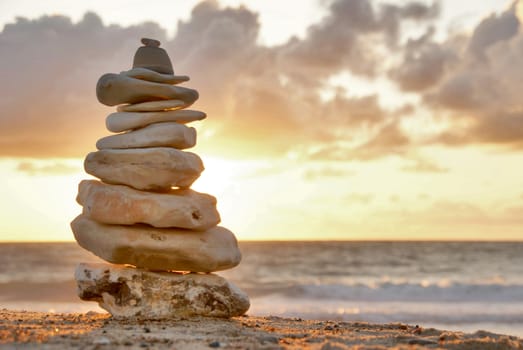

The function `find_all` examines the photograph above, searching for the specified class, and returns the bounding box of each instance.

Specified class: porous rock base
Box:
[75,263,250,319]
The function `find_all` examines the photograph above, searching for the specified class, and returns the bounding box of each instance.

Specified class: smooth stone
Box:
[106,110,206,132]
[77,180,220,230]
[96,73,198,106]
[76,263,250,318]
[96,122,196,150]
[84,148,203,191]
[117,99,188,112]
[71,215,242,272]
[141,38,161,47]
[120,67,189,84]
[133,38,173,74]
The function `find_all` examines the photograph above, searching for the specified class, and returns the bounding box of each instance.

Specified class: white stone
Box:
[96,73,198,106]
[71,215,242,272]
[84,147,203,191]
[120,67,189,84]
[106,110,206,132]
[117,99,188,112]
[77,180,220,230]
[96,122,196,150]
[76,263,250,318]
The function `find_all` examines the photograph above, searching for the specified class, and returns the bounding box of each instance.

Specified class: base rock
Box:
[76,263,250,318]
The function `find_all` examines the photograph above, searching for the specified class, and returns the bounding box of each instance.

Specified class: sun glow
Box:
[517,0,523,23]
[1,158,85,241]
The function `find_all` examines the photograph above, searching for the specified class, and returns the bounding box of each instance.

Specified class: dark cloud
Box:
[279,0,439,77]
[389,27,457,91]
[390,3,523,149]
[468,4,519,57]
[399,1,440,20]
[0,0,471,162]
[0,12,167,157]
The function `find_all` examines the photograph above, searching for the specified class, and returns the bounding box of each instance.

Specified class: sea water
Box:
[0,241,522,337]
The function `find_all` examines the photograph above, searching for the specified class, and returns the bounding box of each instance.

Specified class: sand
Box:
[0,309,521,349]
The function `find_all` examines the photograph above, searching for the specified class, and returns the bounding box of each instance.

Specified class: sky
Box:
[1,0,523,241]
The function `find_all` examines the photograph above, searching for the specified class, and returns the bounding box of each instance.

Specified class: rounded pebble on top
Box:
[141,38,161,47]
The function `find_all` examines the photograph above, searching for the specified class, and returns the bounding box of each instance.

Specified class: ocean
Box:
[1,241,522,337]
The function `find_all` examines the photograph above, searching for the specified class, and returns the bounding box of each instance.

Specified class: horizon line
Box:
[1,239,523,244]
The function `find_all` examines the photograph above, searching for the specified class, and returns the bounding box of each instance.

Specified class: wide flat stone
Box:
[71,215,241,272]
[77,180,220,230]
[96,73,198,106]
[96,122,196,150]
[120,67,189,84]
[84,147,203,191]
[76,263,250,318]
[117,99,188,112]
[106,110,206,132]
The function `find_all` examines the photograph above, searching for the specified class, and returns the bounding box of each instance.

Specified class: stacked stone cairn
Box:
[71,38,250,318]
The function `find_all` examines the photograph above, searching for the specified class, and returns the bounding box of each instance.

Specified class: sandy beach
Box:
[1,310,521,350]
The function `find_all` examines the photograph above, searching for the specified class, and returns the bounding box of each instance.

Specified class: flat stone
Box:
[75,263,250,318]
[141,37,161,47]
[71,215,241,272]
[106,110,206,132]
[120,67,189,84]
[117,99,188,112]
[96,122,196,150]
[84,147,203,191]
[77,180,220,230]
[96,73,198,106]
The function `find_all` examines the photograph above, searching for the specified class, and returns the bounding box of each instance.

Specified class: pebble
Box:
[120,67,189,84]
[106,110,206,133]
[117,99,187,112]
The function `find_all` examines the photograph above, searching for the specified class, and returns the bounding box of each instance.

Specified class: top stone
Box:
[141,38,160,47]
[133,38,173,75]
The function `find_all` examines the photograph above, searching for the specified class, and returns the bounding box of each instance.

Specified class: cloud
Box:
[389,27,457,91]
[400,157,449,173]
[308,122,410,161]
[0,12,167,157]
[303,166,355,181]
[4,0,523,162]
[391,3,523,149]
[468,4,520,58]
[344,192,374,205]
[16,161,80,175]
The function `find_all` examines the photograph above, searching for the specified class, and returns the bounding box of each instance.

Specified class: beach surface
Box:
[1,310,521,349]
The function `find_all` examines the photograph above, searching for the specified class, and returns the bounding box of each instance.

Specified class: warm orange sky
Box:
[1,0,522,241]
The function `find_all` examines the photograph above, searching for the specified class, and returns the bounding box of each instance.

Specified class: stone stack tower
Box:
[71,38,249,318]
